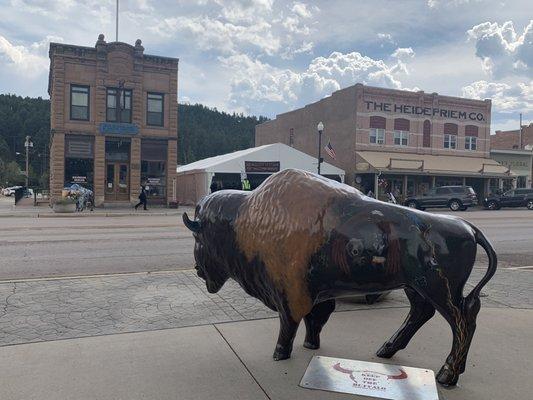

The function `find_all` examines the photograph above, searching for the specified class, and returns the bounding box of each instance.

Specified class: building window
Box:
[370,128,385,144]
[64,135,94,190]
[465,136,477,150]
[147,93,164,126]
[423,120,431,148]
[444,134,457,149]
[141,140,167,199]
[393,118,409,146]
[369,116,386,145]
[465,125,478,151]
[443,123,458,150]
[394,131,408,146]
[106,88,132,123]
[70,85,89,121]
[289,128,294,146]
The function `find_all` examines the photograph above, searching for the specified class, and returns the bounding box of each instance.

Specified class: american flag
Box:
[324,140,336,159]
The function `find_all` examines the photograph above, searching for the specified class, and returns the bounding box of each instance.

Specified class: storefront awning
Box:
[355,151,512,178]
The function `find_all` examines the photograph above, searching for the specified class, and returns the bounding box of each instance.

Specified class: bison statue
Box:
[183,169,496,386]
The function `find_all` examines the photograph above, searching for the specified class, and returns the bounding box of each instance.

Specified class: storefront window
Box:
[64,135,94,190]
[141,140,167,199]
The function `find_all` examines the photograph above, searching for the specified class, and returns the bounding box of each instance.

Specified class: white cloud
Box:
[216,0,274,24]
[10,0,76,20]
[0,35,62,75]
[377,33,393,42]
[462,80,532,113]
[151,15,280,55]
[291,2,313,19]
[427,0,481,8]
[222,50,411,115]
[467,20,533,78]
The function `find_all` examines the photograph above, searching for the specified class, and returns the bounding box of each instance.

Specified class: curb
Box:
[0,211,184,218]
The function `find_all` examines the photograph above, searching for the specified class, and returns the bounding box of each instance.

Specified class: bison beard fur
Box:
[183,169,497,386]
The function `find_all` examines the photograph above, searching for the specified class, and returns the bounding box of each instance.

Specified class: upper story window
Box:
[106,88,132,123]
[70,85,89,121]
[465,125,478,151]
[423,120,431,148]
[444,123,458,149]
[147,93,164,126]
[289,128,294,146]
[369,116,385,145]
[393,118,409,146]
[465,136,477,150]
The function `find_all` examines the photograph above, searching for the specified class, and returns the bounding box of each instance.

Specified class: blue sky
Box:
[0,0,531,132]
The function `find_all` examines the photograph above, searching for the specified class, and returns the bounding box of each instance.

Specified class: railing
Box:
[14,187,25,205]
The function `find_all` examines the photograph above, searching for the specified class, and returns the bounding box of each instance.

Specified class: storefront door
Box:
[105,162,129,201]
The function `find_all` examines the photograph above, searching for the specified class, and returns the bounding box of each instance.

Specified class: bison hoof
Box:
[273,344,292,361]
[303,340,320,350]
[436,364,459,386]
[376,343,396,359]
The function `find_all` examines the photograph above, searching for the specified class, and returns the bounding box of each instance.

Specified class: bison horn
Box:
[183,212,201,233]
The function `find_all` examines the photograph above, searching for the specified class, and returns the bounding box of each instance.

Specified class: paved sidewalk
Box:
[0,266,529,347]
[0,307,531,400]
[0,196,193,217]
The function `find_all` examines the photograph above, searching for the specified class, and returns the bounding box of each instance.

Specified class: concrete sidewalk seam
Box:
[214,323,272,400]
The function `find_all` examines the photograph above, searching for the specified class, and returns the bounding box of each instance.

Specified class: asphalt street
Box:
[0,208,531,281]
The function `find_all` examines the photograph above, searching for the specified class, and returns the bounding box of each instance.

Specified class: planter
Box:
[53,202,76,213]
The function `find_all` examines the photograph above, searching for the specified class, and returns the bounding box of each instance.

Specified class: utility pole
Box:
[116,0,119,42]
[519,113,523,149]
[24,135,33,188]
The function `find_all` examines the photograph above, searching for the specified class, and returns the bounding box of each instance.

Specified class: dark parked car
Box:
[482,188,533,210]
[404,185,478,211]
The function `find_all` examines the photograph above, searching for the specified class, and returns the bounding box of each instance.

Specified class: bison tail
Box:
[467,223,498,300]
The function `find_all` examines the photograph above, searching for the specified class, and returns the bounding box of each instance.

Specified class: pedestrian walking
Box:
[134,186,148,210]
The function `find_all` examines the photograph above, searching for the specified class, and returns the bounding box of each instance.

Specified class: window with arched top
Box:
[465,125,478,151]
[423,120,431,148]
[369,116,386,144]
[443,123,458,149]
[393,118,409,146]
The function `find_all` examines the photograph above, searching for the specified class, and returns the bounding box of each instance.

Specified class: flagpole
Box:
[116,0,119,42]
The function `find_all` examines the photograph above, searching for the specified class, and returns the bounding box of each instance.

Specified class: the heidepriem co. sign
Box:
[364,101,485,121]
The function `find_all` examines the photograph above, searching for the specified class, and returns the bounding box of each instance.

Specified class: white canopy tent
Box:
[176,142,345,205]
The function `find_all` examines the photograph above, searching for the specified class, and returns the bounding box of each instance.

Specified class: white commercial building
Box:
[176,142,345,205]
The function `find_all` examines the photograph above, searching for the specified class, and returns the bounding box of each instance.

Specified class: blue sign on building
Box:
[99,123,140,135]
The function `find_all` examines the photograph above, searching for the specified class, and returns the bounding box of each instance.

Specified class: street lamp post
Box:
[24,135,33,188]
[317,121,324,175]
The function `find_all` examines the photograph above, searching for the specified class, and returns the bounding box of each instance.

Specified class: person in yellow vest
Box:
[242,178,251,191]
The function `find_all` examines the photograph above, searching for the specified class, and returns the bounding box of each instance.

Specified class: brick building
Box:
[48,34,178,206]
[490,123,533,189]
[491,123,533,150]
[256,83,510,199]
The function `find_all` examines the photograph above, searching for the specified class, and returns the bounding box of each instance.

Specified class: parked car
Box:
[2,186,22,196]
[404,185,478,211]
[482,188,533,210]
[526,194,533,210]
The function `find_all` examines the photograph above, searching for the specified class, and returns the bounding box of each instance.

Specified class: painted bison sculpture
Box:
[183,169,496,386]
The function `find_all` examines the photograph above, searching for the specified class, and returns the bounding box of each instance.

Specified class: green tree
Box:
[2,161,25,186]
